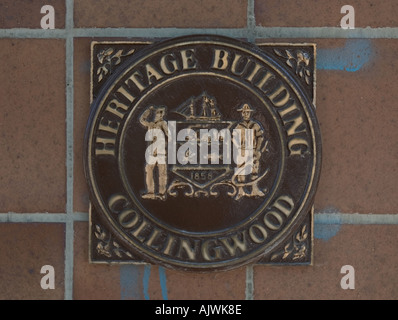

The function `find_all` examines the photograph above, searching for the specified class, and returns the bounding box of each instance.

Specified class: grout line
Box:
[2,27,398,39]
[65,10,74,216]
[0,28,66,38]
[72,27,250,39]
[1,212,398,224]
[64,0,75,301]
[0,213,67,223]
[254,26,398,38]
[245,265,254,300]
[315,213,398,225]
[245,0,255,302]
[0,212,88,222]
[247,0,256,42]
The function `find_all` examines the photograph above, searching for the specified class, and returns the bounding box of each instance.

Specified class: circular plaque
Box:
[85,35,321,271]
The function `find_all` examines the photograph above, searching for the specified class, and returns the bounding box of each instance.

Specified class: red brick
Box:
[73,222,121,299]
[256,38,398,214]
[74,38,92,213]
[0,39,66,213]
[254,225,398,299]
[255,0,398,28]
[314,39,398,214]
[74,221,166,299]
[74,0,247,28]
[165,267,246,299]
[0,223,65,299]
[0,0,65,29]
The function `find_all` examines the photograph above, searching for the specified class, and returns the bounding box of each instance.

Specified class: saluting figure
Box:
[139,105,168,200]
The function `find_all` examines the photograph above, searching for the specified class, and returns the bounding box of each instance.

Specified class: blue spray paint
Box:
[314,211,342,241]
[314,224,341,241]
[120,264,168,300]
[120,265,145,300]
[159,267,168,300]
[317,39,373,72]
[143,264,151,300]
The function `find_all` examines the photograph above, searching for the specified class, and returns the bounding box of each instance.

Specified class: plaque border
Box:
[87,38,319,270]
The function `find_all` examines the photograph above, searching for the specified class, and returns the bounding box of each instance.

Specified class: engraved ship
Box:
[173,92,221,121]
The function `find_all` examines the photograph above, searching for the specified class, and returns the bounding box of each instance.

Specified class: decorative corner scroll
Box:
[94,224,135,259]
[274,49,312,85]
[96,48,135,83]
[271,224,309,262]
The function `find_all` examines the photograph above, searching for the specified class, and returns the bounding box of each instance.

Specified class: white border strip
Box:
[1,212,396,225]
[247,0,256,42]
[64,0,75,301]
[245,0,255,301]
[245,265,254,300]
[315,213,398,225]
[254,26,398,39]
[2,27,398,39]
[0,212,88,223]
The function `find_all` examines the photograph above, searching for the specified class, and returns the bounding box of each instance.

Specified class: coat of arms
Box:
[85,36,321,271]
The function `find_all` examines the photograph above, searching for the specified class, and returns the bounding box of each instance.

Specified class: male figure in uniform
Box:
[234,103,266,200]
[139,105,168,200]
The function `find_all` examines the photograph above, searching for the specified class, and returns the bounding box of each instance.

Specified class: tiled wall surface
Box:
[0,0,397,300]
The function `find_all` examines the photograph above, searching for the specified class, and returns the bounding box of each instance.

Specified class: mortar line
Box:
[0,212,88,223]
[64,0,74,301]
[315,213,398,225]
[254,26,398,39]
[247,0,256,42]
[2,27,398,39]
[244,0,255,301]
[245,265,254,300]
[1,212,398,224]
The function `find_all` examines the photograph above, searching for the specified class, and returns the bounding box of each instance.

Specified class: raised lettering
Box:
[118,209,140,229]
[125,71,147,92]
[131,219,149,242]
[180,49,197,70]
[177,238,198,260]
[108,194,128,213]
[162,235,176,256]
[95,136,116,156]
[220,231,248,256]
[211,49,229,70]
[245,62,262,83]
[105,99,130,119]
[268,83,290,107]
[145,63,164,85]
[263,210,284,230]
[145,227,162,248]
[273,195,295,217]
[231,54,251,76]
[256,71,275,93]
[160,53,179,74]
[249,224,268,244]
[201,239,223,261]
[98,117,119,135]
[283,114,306,137]
[116,86,136,104]
[288,137,310,156]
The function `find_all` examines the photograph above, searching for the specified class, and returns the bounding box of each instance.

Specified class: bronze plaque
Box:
[85,35,321,271]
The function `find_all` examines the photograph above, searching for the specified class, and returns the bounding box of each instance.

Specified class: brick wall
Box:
[0,0,397,300]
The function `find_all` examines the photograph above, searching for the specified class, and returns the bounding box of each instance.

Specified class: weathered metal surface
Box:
[85,35,321,271]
